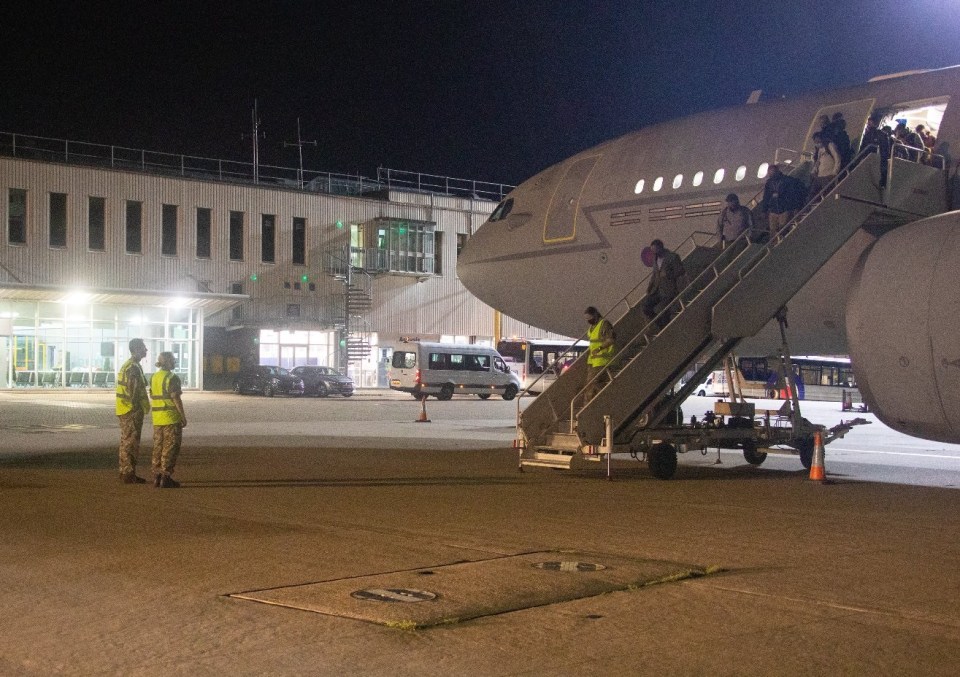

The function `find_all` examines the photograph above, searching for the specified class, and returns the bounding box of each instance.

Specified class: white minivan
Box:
[389,342,521,400]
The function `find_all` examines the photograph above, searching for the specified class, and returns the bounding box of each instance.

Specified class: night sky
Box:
[3,1,960,186]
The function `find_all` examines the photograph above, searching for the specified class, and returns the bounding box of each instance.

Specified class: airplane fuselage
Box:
[459,67,959,352]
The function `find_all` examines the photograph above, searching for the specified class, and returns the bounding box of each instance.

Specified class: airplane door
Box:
[543,155,599,244]
[803,98,876,156]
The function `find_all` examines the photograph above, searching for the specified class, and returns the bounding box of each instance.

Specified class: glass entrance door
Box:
[279,345,308,369]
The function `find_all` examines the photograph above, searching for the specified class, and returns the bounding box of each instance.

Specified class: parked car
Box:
[289,365,355,397]
[233,365,304,397]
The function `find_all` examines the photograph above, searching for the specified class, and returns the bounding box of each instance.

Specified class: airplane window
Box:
[693,171,704,186]
[634,179,645,194]
[672,174,683,189]
[735,165,747,181]
[489,198,514,222]
[713,169,725,184]
[757,163,769,178]
[653,177,663,191]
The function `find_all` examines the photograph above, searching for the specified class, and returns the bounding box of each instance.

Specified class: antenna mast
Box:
[284,118,318,189]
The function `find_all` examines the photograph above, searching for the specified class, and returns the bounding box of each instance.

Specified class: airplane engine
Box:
[845,211,960,443]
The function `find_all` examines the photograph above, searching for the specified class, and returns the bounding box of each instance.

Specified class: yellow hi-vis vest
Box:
[150,370,181,426]
[116,359,150,415]
[587,319,614,367]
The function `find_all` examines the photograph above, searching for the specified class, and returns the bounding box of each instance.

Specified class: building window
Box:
[229,211,244,261]
[8,188,27,244]
[286,303,301,318]
[161,204,178,256]
[125,200,142,254]
[433,231,443,275]
[365,218,436,275]
[292,217,306,265]
[261,214,275,263]
[49,193,67,248]
[88,196,105,251]
[196,207,211,258]
[230,281,243,321]
[456,233,468,257]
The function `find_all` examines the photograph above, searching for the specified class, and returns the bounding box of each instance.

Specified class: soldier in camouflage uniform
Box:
[116,338,150,483]
[150,351,187,488]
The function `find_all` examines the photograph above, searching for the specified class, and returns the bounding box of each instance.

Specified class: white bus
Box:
[699,355,859,402]
[496,338,588,392]
[389,342,520,400]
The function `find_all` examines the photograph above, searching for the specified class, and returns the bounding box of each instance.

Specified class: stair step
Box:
[543,432,581,451]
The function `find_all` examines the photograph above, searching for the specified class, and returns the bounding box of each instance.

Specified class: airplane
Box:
[457,66,960,445]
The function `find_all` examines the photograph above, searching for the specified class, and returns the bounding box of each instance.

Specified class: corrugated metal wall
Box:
[0,157,562,342]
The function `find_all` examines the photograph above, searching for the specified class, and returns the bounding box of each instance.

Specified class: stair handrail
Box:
[515,229,720,409]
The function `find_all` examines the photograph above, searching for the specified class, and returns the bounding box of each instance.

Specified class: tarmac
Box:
[1,389,959,675]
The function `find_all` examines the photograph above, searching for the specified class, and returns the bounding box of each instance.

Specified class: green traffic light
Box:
[250,273,258,281]
[301,274,309,282]
[335,220,344,229]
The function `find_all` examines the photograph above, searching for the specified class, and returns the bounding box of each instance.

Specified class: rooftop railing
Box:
[0,132,511,201]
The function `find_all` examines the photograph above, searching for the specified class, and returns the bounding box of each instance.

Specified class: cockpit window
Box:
[489,198,514,222]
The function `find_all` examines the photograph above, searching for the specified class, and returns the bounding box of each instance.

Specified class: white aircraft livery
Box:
[458,66,960,444]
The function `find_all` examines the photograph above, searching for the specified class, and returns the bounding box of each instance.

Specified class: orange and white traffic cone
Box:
[809,430,825,481]
[416,396,431,423]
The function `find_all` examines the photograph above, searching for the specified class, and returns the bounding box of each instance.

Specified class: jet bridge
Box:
[515,149,948,477]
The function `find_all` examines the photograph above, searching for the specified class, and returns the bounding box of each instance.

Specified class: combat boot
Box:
[121,472,147,484]
[159,475,181,489]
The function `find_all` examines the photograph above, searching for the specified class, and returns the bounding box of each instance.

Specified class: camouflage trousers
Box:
[152,423,183,476]
[118,410,145,475]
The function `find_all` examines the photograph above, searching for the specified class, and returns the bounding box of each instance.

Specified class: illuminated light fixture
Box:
[335,220,344,229]
[250,273,259,281]
[167,297,190,308]
[0,311,18,318]
[713,168,725,184]
[62,290,92,305]
[634,179,645,194]
[692,171,704,187]
[757,162,770,178]
[672,174,683,189]
[653,177,663,192]
[300,274,309,282]
[735,165,747,181]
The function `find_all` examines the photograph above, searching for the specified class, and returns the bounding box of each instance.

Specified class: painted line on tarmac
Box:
[829,447,960,460]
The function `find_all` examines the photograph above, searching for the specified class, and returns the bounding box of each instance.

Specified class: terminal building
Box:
[0,132,553,390]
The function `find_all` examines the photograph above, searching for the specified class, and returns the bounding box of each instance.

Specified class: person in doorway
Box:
[809,132,841,198]
[860,114,892,186]
[583,306,615,401]
[642,239,685,329]
[831,112,852,167]
[116,338,150,483]
[716,193,753,246]
[761,164,806,236]
[150,351,187,488]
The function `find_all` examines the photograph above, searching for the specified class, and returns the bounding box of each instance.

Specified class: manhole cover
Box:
[350,588,437,603]
[535,561,607,572]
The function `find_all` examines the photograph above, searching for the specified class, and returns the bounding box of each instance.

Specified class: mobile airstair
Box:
[516,147,949,478]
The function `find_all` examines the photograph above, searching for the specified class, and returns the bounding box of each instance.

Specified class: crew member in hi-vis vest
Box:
[116,338,150,484]
[150,351,188,488]
[584,306,615,401]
